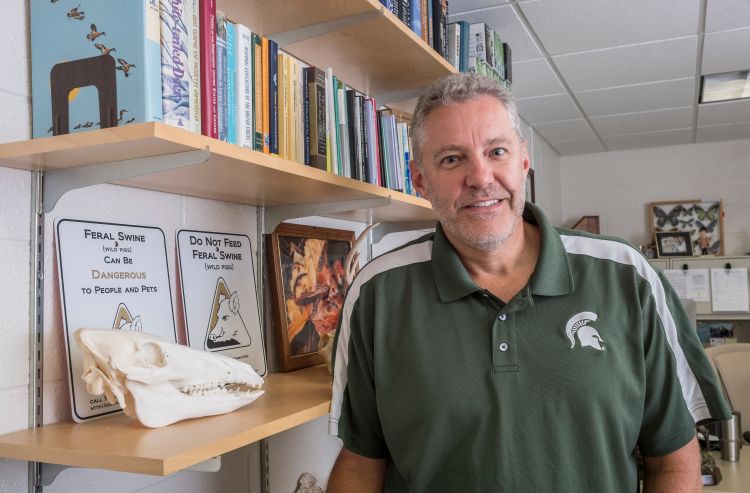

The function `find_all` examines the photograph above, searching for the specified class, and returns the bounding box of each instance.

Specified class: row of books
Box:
[446,21,513,89]
[30,0,416,194]
[379,0,449,59]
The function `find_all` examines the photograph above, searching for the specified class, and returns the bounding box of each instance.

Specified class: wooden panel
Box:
[0,366,332,476]
[0,123,435,223]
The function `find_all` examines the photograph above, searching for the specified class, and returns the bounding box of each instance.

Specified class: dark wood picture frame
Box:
[648,199,724,256]
[526,168,536,204]
[266,223,354,372]
[655,231,694,257]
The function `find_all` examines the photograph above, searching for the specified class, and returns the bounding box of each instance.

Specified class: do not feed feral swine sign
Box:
[176,229,266,376]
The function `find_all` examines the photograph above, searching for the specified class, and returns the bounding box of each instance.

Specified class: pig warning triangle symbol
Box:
[112,303,141,331]
[204,277,252,351]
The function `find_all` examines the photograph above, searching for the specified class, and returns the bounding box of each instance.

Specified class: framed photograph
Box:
[648,199,724,256]
[526,168,536,204]
[655,231,694,257]
[266,223,354,372]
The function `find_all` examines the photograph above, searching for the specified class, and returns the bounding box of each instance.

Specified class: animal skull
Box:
[75,328,264,427]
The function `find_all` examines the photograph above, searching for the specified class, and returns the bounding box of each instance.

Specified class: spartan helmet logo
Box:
[566,312,605,351]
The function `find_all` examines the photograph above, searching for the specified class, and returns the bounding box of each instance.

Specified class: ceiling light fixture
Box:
[700,70,750,103]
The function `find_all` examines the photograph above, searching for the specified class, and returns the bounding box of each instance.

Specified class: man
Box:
[327,73,729,492]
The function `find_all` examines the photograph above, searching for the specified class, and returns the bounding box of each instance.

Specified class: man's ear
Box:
[410,160,428,198]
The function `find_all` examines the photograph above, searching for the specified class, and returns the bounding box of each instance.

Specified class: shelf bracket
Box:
[42,147,210,214]
[268,10,381,47]
[372,220,436,244]
[374,88,426,105]
[35,456,222,488]
[264,197,391,232]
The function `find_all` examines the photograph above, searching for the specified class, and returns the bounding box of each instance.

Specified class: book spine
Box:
[337,82,350,178]
[145,0,163,123]
[261,37,270,153]
[440,0,448,58]
[420,0,429,43]
[278,52,288,159]
[345,89,360,180]
[398,0,410,27]
[446,23,457,69]
[199,0,217,137]
[215,11,227,141]
[268,39,279,155]
[187,0,201,133]
[357,95,368,182]
[236,24,253,148]
[427,0,434,47]
[325,68,337,174]
[410,0,422,37]
[314,68,327,170]
[303,67,310,165]
[459,21,469,72]
[225,19,237,144]
[160,0,190,130]
[252,33,263,150]
[503,42,512,83]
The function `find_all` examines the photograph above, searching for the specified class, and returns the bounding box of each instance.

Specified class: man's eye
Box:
[491,148,507,157]
[440,155,460,166]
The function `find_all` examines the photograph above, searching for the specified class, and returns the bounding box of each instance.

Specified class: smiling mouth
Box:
[465,199,502,209]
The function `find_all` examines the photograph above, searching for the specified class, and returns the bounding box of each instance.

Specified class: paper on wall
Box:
[710,268,750,312]
[664,269,710,302]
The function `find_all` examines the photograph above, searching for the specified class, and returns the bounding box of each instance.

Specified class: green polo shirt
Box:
[330,203,729,492]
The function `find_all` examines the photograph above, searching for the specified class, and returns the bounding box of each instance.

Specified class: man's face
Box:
[411,95,530,252]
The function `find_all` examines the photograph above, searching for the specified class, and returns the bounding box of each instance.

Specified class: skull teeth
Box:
[177,381,261,396]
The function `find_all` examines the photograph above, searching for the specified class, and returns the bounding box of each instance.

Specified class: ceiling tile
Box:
[702,28,750,75]
[590,107,694,136]
[518,0,699,56]
[698,99,750,126]
[697,121,750,142]
[553,37,697,91]
[551,138,606,155]
[533,119,593,142]
[602,128,693,151]
[510,58,564,98]
[576,78,696,117]
[517,94,580,124]
[705,0,750,33]
[449,0,511,13]
[448,5,543,61]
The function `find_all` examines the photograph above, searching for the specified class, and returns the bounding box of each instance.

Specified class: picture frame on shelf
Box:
[266,223,354,372]
[648,199,724,256]
[655,231,694,257]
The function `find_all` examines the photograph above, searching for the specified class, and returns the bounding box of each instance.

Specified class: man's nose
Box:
[464,155,494,189]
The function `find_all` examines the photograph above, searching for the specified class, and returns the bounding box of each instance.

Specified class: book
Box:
[199,0,217,137]
[305,66,327,170]
[420,0,429,43]
[325,68,338,174]
[261,36,270,153]
[446,23,459,70]
[236,24,254,148]
[397,0,411,27]
[410,0,422,38]
[215,11,228,141]
[457,21,470,72]
[278,52,288,159]
[31,0,161,137]
[252,33,263,150]
[503,42,512,84]
[468,22,489,71]
[186,0,201,133]
[337,80,350,178]
[225,18,237,144]
[303,66,310,165]
[268,38,279,155]
[345,89,361,180]
[160,0,191,131]
[492,29,505,80]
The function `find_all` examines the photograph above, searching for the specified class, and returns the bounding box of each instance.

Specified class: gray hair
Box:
[410,72,523,166]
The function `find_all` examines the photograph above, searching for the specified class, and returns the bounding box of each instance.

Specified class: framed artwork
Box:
[526,168,536,204]
[648,200,724,256]
[266,223,354,372]
[655,231,694,257]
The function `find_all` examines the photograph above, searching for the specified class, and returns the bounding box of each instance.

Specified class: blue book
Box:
[31,0,161,137]
[458,21,470,72]
[225,20,237,144]
[410,0,422,37]
[216,11,228,141]
[268,38,279,155]
[160,0,191,131]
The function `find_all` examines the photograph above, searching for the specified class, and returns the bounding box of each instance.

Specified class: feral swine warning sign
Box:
[55,219,177,422]
[176,230,266,376]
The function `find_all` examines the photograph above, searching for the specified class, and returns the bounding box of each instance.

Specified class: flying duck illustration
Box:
[87,24,105,41]
[67,5,84,20]
[116,58,135,77]
[117,109,129,123]
[94,43,115,55]
[125,117,136,124]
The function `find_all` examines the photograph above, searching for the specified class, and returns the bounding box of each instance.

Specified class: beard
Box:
[425,178,526,252]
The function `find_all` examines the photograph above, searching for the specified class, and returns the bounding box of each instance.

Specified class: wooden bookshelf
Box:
[221,0,456,98]
[0,365,332,476]
[0,122,435,223]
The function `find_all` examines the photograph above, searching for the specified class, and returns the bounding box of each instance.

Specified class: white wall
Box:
[560,139,750,254]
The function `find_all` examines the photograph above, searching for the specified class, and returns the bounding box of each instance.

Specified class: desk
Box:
[705,451,750,492]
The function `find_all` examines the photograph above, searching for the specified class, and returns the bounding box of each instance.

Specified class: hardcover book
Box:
[199,0,217,137]
[225,19,237,144]
[215,11,228,142]
[160,0,191,131]
[31,0,161,137]
[187,0,201,133]
[236,24,254,148]
[305,66,327,170]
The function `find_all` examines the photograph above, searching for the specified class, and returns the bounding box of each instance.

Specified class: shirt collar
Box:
[431,202,574,303]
